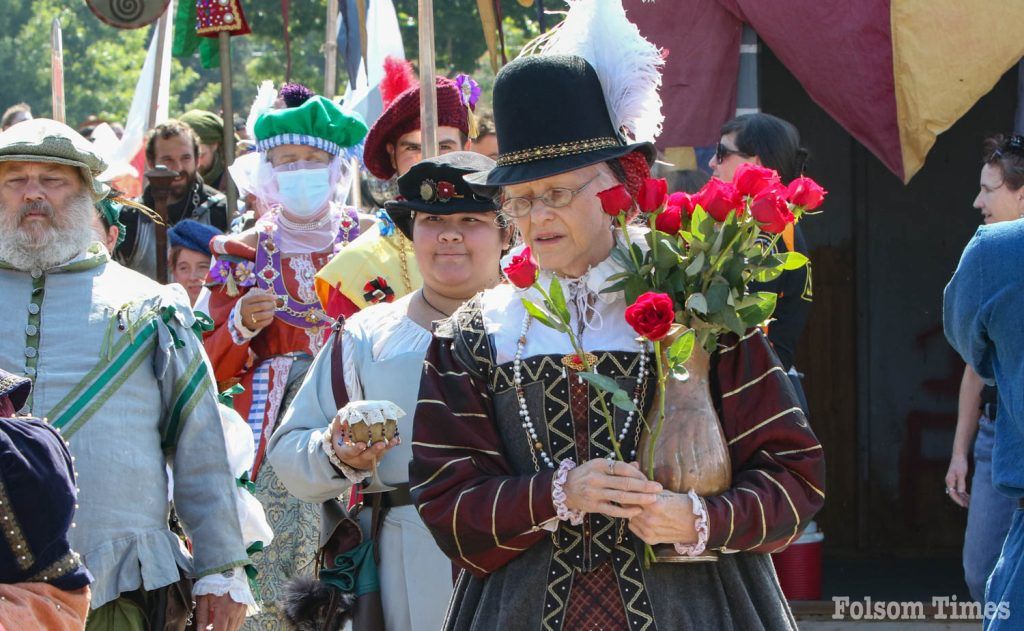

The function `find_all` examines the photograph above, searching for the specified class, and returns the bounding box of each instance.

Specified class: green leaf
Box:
[576,371,621,393]
[684,251,706,276]
[547,277,571,323]
[722,256,745,287]
[624,278,649,305]
[602,278,630,294]
[705,280,731,313]
[667,328,696,368]
[521,299,567,332]
[670,364,691,381]
[721,306,746,335]
[778,251,810,271]
[754,266,784,283]
[737,292,778,327]
[685,293,708,314]
[611,389,640,412]
[691,207,708,240]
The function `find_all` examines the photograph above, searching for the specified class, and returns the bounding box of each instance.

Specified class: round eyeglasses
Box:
[500,175,599,218]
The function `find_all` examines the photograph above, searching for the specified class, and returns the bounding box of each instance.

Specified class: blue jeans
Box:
[985,507,1024,629]
[966,418,1016,602]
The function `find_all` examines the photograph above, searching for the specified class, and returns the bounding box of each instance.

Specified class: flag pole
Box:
[418,0,438,159]
[325,0,340,99]
[219,32,238,216]
[50,19,65,124]
[146,7,170,132]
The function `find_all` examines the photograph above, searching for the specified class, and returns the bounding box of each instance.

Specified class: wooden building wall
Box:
[758,48,1019,556]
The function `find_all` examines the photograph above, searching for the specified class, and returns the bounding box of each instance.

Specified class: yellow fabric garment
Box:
[891,1,1024,182]
[314,224,423,311]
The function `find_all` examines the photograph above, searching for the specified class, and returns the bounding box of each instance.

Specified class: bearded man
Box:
[116,119,233,279]
[0,119,254,631]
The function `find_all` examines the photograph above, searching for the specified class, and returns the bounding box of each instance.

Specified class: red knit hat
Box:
[363,77,469,179]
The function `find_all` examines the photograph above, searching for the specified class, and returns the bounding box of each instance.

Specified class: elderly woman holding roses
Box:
[407,11,826,627]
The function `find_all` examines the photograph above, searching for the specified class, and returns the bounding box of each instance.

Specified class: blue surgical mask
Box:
[276,168,332,217]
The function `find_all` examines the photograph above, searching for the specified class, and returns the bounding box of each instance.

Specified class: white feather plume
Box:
[245,80,278,140]
[527,0,664,143]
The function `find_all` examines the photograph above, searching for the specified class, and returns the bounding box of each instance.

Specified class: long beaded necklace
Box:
[512,313,649,471]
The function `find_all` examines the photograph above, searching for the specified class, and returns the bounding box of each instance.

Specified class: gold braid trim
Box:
[496,137,622,167]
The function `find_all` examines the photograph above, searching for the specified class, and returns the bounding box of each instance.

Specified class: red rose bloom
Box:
[597,184,633,217]
[503,247,539,289]
[654,205,682,234]
[666,191,697,216]
[749,189,795,234]
[696,178,742,222]
[637,177,668,213]
[732,163,783,198]
[625,292,676,341]
[786,176,827,210]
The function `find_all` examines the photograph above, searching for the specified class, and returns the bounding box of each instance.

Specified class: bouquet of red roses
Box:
[503,165,826,563]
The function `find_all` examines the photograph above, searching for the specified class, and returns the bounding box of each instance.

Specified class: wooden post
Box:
[50,19,65,124]
[219,32,238,216]
[324,0,340,99]
[418,0,438,159]
[146,166,178,284]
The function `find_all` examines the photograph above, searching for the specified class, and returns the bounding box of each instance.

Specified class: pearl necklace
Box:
[277,208,334,231]
[513,313,648,470]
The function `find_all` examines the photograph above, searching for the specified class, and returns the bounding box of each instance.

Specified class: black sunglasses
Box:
[994,134,1024,160]
[715,142,749,164]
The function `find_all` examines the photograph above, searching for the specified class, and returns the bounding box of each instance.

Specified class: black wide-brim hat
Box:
[465,54,655,189]
[384,151,500,240]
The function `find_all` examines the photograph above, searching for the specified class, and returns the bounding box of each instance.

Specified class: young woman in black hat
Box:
[407,2,824,629]
[268,151,512,631]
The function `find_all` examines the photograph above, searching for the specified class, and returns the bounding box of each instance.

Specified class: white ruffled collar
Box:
[501,225,649,305]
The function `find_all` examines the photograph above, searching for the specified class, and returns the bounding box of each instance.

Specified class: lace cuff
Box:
[320,427,370,485]
[552,459,584,526]
[229,302,259,345]
[673,489,709,556]
[193,567,259,616]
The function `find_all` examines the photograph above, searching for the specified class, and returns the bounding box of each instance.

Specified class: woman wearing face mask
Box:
[267,152,511,631]
[202,95,373,630]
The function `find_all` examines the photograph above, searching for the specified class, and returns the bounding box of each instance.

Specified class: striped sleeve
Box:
[704,328,825,553]
[410,307,557,578]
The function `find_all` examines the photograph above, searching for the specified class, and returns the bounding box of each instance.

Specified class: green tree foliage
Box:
[0,0,544,129]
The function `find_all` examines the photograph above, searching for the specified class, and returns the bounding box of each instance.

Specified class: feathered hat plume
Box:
[380,56,417,108]
[522,0,664,144]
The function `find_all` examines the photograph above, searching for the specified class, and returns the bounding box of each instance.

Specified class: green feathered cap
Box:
[254,96,368,157]
[0,119,109,201]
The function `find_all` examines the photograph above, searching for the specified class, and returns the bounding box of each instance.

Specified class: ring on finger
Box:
[607,459,616,476]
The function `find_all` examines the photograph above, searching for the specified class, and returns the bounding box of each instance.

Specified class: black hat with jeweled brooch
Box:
[384,151,500,240]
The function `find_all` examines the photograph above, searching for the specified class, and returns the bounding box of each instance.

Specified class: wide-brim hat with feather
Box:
[466,0,664,188]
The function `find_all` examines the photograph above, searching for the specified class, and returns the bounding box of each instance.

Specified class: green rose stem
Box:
[616,212,643,274]
[532,283,625,462]
[643,337,669,566]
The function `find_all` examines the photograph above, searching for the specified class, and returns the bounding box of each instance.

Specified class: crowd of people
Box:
[1,1,1022,631]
